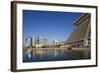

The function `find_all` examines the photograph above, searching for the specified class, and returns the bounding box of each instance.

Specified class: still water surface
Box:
[23,48,90,62]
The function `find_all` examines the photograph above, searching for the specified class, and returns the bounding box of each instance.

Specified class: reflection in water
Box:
[26,50,32,59]
[23,48,90,62]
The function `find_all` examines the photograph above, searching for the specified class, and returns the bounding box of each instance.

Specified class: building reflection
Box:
[24,48,90,62]
[26,48,62,58]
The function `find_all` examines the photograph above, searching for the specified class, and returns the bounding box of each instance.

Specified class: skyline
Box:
[23,10,83,42]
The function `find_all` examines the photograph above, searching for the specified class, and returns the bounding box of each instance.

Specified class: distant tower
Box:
[43,38,48,46]
[52,40,58,46]
[32,36,35,47]
[36,36,40,44]
[25,37,32,48]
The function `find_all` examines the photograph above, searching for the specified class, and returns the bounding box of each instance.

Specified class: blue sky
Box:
[23,10,82,42]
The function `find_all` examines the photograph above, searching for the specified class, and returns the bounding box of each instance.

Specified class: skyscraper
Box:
[32,36,35,47]
[42,38,48,46]
[25,37,32,48]
[52,39,58,46]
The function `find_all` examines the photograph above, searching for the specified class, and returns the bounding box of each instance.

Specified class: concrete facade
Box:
[66,13,91,48]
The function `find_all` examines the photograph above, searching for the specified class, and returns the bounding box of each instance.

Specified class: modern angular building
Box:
[66,13,91,48]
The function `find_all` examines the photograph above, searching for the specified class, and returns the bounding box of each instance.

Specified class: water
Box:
[23,48,90,62]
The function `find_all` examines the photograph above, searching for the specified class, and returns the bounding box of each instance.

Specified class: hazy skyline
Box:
[23,10,82,42]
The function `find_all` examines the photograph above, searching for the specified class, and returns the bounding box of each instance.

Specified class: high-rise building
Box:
[42,38,48,46]
[32,36,35,47]
[52,40,58,46]
[25,37,32,48]
[33,36,44,48]
[25,35,49,48]
[35,36,40,44]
